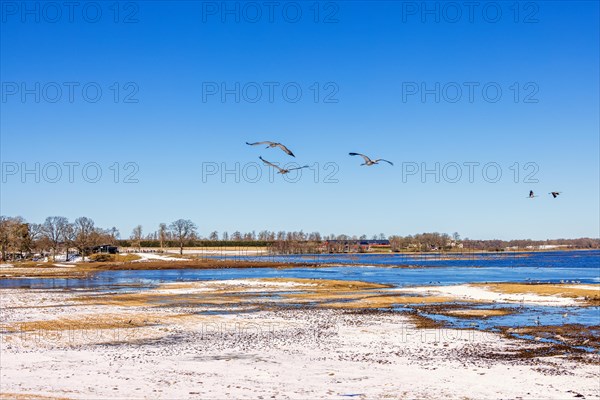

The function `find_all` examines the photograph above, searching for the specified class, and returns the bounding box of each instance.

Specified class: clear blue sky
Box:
[1,1,599,240]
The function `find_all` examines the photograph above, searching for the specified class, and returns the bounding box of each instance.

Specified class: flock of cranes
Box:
[529,190,562,199]
[247,141,563,199]
[246,140,393,174]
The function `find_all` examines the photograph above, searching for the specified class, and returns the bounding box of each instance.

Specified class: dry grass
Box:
[0,266,87,279]
[508,324,600,350]
[8,314,157,332]
[323,295,458,309]
[440,309,513,318]
[0,260,324,279]
[476,283,600,306]
[495,324,600,357]
[76,278,392,308]
[75,278,466,310]
[260,277,389,291]
[7,261,50,268]
[0,394,72,400]
[112,254,142,262]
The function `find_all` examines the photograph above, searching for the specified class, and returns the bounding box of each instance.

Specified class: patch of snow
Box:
[394,284,582,306]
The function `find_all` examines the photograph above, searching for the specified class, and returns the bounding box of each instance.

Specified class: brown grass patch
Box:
[0,260,322,279]
[5,314,156,333]
[112,254,142,262]
[476,283,600,305]
[323,295,457,309]
[75,278,392,308]
[440,308,513,318]
[4,312,226,333]
[505,324,600,351]
[0,393,72,400]
[260,277,390,291]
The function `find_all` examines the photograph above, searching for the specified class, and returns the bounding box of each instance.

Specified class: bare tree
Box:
[27,222,43,255]
[0,216,32,260]
[109,227,120,243]
[63,222,76,261]
[0,216,12,261]
[222,231,229,241]
[169,219,197,255]
[73,217,96,258]
[158,223,168,250]
[42,216,70,261]
[131,225,143,251]
[209,231,219,241]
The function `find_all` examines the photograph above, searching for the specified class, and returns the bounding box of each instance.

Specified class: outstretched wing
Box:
[275,143,295,157]
[247,141,274,146]
[288,165,310,171]
[259,156,284,173]
[349,152,372,163]
[376,159,394,166]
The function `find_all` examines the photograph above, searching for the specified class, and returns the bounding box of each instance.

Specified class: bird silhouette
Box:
[549,192,561,198]
[259,156,309,175]
[246,141,295,157]
[349,152,393,166]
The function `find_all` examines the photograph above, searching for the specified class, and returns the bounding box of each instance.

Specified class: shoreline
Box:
[1,248,598,279]
[0,260,451,279]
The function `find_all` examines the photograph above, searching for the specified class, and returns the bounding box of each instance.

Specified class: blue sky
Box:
[1,1,599,240]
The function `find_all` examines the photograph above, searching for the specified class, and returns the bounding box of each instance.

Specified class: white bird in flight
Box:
[349,152,393,166]
[259,157,309,175]
[246,141,295,157]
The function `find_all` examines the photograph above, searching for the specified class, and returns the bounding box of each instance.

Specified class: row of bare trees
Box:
[130,219,198,255]
[0,216,200,261]
[388,232,461,252]
[137,228,388,243]
[0,216,119,261]
[2,215,599,261]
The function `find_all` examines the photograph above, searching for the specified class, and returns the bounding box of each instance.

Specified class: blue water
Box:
[1,250,598,345]
[2,250,598,289]
[215,250,600,269]
[407,304,600,330]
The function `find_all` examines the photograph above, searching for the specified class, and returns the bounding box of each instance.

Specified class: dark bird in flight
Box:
[246,141,295,157]
[259,156,309,175]
[549,192,561,198]
[349,152,393,166]
[528,190,537,198]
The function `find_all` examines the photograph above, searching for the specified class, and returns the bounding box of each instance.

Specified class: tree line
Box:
[0,216,197,260]
[1,215,598,261]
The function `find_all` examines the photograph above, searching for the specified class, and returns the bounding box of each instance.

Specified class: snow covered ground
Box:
[1,282,598,399]
[394,284,590,306]
[132,252,188,262]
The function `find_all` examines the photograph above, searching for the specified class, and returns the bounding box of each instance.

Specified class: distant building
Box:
[92,245,119,254]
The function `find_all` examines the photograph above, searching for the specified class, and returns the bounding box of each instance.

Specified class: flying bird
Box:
[259,156,309,175]
[549,192,561,198]
[528,190,537,198]
[246,141,295,157]
[349,152,393,166]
